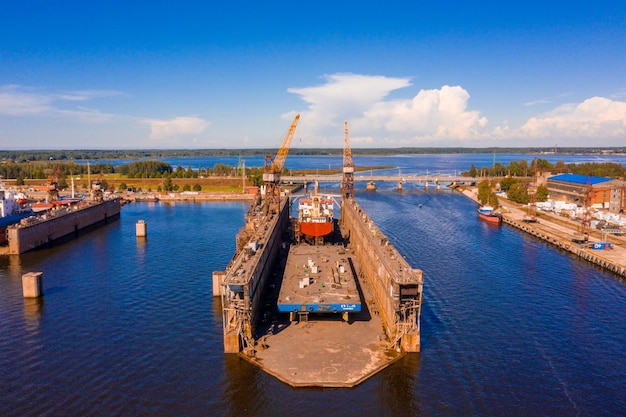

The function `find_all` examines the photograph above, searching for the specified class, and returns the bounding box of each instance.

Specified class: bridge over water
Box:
[281,174,479,184]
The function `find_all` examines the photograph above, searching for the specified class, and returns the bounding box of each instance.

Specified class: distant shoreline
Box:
[2,147,625,162]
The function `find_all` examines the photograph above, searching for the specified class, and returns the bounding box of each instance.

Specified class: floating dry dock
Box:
[277,244,361,320]
[6,198,121,254]
[214,193,423,387]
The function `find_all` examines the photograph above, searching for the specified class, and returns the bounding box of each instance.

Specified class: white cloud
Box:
[288,74,626,147]
[288,74,488,146]
[145,116,210,141]
[524,99,551,106]
[0,85,52,115]
[519,97,626,139]
[56,107,115,123]
[0,85,122,123]
[59,90,127,102]
[361,85,487,140]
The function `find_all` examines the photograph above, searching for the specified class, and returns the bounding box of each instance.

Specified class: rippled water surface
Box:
[2,188,626,416]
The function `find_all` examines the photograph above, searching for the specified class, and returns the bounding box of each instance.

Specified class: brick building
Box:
[546,174,626,212]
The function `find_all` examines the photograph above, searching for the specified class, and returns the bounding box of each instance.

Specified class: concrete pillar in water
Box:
[22,272,43,298]
[212,271,226,297]
[136,220,147,237]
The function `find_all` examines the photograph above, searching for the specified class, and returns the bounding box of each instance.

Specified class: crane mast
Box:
[341,120,355,199]
[263,114,300,211]
[47,165,61,202]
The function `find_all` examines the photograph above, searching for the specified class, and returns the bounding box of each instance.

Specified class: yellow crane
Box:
[342,120,355,198]
[263,114,300,211]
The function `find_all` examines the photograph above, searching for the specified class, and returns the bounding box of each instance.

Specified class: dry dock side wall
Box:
[245,200,290,331]
[220,199,290,353]
[342,198,423,352]
[7,199,121,254]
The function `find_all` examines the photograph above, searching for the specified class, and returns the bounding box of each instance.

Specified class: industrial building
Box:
[547,173,626,213]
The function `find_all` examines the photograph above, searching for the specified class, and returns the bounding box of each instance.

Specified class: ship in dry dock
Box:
[295,181,335,245]
[214,118,423,387]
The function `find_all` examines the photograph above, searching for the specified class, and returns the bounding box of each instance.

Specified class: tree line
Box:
[0,160,269,187]
[463,158,626,179]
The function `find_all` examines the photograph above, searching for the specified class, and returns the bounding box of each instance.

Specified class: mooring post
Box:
[136,220,147,237]
[22,272,44,298]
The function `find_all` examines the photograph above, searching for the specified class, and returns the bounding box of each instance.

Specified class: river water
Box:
[1,155,626,416]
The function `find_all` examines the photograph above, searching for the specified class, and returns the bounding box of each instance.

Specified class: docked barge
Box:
[6,198,121,254]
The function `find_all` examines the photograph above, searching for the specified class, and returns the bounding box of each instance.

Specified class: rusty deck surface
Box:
[248,309,403,387]
[246,245,404,388]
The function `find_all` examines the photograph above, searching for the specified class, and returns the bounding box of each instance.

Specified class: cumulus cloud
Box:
[288,74,487,145]
[519,97,626,139]
[287,73,626,146]
[145,116,210,141]
[361,85,487,140]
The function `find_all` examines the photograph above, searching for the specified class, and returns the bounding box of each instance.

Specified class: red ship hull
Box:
[299,221,333,237]
[478,211,502,224]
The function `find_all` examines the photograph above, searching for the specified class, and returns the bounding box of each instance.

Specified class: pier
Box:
[282,174,478,185]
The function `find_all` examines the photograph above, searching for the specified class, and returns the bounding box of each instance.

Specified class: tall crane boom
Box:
[273,113,300,173]
[262,114,300,213]
[342,120,355,198]
[263,114,300,182]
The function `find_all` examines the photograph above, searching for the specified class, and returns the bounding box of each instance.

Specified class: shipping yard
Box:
[2,123,625,389]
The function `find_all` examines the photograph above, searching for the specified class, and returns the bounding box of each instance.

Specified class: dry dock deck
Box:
[276,244,361,318]
[251,244,402,388]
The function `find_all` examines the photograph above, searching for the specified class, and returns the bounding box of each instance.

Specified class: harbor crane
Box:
[263,113,300,212]
[341,120,355,199]
[47,165,61,202]
[92,173,104,202]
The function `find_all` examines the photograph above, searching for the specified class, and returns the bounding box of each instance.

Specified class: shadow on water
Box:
[41,286,67,295]
[222,354,266,417]
[375,354,423,416]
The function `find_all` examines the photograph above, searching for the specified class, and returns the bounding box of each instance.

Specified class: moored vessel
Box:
[297,182,334,243]
[478,205,502,224]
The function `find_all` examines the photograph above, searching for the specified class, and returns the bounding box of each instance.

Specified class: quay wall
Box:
[502,215,626,278]
[341,198,423,352]
[461,187,626,279]
[7,199,121,254]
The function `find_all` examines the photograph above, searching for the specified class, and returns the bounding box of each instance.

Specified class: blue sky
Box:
[1,1,625,149]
